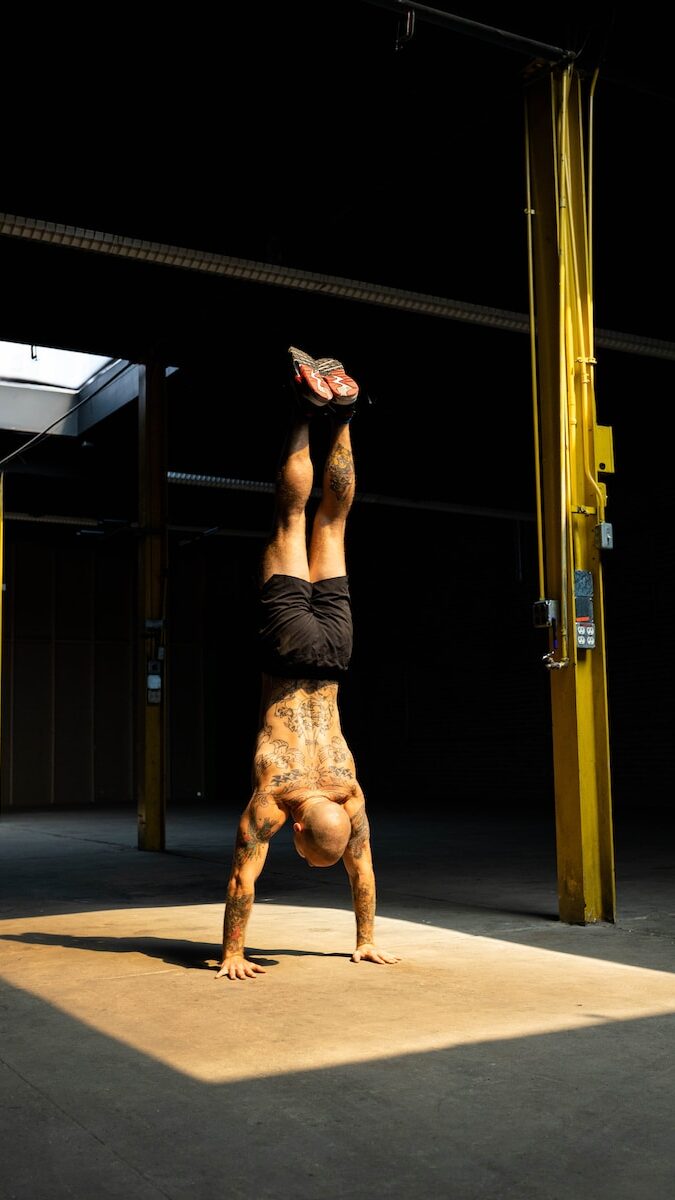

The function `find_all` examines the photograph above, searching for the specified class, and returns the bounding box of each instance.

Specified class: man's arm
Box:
[216,791,286,980]
[342,803,400,966]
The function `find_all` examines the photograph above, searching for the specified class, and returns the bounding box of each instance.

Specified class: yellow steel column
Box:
[526,66,616,922]
[136,361,168,851]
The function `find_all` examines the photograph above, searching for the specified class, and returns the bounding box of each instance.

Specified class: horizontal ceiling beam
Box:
[2,213,674,361]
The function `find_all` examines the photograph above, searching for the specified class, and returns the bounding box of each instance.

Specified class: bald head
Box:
[293,800,351,867]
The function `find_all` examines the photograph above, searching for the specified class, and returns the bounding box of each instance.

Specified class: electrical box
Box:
[574,570,596,649]
[533,599,559,628]
[147,658,162,705]
[594,522,613,550]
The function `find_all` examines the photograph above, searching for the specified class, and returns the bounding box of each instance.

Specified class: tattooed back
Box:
[253,676,361,809]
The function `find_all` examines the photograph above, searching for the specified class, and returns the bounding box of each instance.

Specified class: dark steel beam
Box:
[359,0,575,62]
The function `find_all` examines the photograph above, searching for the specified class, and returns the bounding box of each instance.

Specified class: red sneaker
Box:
[316,356,359,421]
[288,346,332,408]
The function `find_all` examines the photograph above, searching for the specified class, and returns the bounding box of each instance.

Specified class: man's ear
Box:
[293,821,303,834]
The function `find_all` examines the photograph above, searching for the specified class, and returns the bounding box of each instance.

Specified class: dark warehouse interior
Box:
[1,2,672,825]
[2,7,675,1200]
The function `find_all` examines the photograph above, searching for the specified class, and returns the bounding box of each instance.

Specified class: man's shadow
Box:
[0,932,351,971]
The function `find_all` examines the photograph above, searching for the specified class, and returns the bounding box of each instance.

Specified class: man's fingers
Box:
[351,949,401,965]
[215,959,267,980]
[233,963,265,979]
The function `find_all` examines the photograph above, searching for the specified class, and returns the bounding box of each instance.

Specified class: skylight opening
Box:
[0,341,115,393]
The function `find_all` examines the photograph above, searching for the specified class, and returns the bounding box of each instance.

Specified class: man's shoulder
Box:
[246,788,288,826]
[342,783,367,820]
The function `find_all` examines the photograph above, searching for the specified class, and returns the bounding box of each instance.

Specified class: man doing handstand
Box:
[216,346,400,980]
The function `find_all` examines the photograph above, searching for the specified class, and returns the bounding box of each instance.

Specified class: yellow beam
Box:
[526,67,616,923]
[136,361,168,851]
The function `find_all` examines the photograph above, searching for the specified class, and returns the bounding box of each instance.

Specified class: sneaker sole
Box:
[288,346,332,404]
[315,357,359,404]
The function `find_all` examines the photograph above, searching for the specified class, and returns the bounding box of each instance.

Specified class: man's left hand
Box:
[351,943,401,965]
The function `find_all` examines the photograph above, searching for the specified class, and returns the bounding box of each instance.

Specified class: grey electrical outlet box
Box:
[594,522,614,550]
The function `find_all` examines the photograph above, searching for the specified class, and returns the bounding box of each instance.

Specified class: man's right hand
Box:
[215,954,266,981]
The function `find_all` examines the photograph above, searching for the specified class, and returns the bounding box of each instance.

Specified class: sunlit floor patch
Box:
[2,903,675,1082]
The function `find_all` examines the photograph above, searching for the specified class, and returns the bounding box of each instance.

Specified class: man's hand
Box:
[351,943,401,965]
[215,954,266,981]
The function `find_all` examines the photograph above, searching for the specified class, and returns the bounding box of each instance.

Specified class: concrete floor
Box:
[1,805,675,1199]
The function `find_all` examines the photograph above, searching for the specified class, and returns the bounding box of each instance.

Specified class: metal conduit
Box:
[5,471,535,528]
[167,471,535,522]
[3,477,534,529]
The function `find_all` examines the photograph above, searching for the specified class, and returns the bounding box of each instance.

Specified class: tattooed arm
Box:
[216,791,286,980]
[342,803,400,967]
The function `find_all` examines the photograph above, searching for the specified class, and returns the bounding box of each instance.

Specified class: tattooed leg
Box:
[308,422,355,582]
[323,421,356,513]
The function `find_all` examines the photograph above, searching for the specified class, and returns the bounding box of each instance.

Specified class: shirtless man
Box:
[216,346,400,980]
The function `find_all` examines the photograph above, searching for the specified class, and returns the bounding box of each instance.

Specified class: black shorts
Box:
[258,574,353,681]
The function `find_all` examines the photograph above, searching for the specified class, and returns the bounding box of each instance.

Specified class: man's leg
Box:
[308,420,356,582]
[261,416,313,584]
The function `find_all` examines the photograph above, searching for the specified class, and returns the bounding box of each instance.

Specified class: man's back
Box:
[253,675,361,811]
